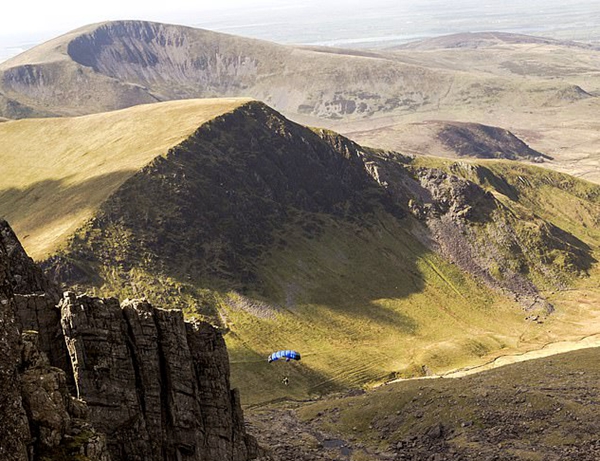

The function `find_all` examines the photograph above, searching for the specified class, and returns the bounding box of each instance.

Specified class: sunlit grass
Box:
[0,98,250,258]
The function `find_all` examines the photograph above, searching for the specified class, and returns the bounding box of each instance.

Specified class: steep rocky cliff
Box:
[0,221,70,375]
[0,219,264,460]
[0,220,109,461]
[20,330,111,461]
[0,224,31,461]
[60,293,260,461]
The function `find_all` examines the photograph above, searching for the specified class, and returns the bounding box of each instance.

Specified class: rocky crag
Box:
[316,129,593,313]
[0,219,264,461]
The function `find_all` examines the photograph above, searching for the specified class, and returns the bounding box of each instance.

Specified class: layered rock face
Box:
[0,220,109,460]
[0,219,263,461]
[0,221,70,374]
[0,223,31,461]
[20,330,111,461]
[60,294,259,461]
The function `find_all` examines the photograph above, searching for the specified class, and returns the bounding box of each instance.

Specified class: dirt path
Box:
[385,332,600,385]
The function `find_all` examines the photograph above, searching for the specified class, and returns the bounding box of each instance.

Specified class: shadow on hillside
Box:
[166,213,432,334]
[29,103,485,332]
[227,338,344,406]
[0,170,137,255]
[257,224,428,333]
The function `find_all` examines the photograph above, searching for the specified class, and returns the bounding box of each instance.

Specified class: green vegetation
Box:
[2,100,600,405]
[0,98,250,258]
[295,346,600,459]
[411,156,600,283]
[39,429,96,461]
[226,212,527,405]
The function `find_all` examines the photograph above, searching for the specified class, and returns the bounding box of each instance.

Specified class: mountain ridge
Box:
[0,100,594,403]
[0,20,588,122]
[0,97,250,258]
[4,19,598,185]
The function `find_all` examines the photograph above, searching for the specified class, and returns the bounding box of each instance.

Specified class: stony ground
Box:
[246,404,359,461]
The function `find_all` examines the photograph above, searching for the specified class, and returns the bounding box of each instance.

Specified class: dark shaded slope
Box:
[65,20,280,98]
[0,57,159,118]
[45,101,398,304]
[349,120,552,161]
[435,121,550,160]
[43,102,597,320]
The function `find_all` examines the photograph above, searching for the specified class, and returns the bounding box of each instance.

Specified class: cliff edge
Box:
[0,218,265,461]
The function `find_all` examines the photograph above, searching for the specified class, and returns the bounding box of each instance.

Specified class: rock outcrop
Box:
[20,330,111,461]
[0,218,264,460]
[0,222,31,461]
[60,294,260,461]
[333,143,592,313]
[1,219,106,461]
[0,220,69,374]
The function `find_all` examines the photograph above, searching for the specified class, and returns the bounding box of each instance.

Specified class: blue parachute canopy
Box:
[268,350,301,363]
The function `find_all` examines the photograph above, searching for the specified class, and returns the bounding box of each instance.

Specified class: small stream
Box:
[321,437,353,458]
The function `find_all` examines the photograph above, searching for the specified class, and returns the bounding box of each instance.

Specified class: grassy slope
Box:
[229,163,600,405]
[225,213,528,405]
[296,346,600,460]
[461,161,600,343]
[25,102,535,405]
[64,106,600,405]
[0,98,250,258]
[3,100,600,406]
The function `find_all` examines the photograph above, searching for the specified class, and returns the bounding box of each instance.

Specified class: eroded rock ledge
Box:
[60,293,259,461]
[0,219,264,461]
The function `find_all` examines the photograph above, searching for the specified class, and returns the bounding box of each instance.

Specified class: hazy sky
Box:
[1,0,262,36]
[4,0,595,39]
